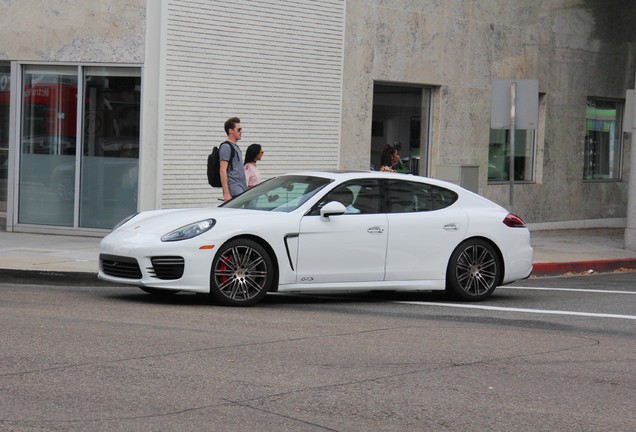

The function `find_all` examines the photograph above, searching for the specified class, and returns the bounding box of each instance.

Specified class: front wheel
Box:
[446,239,502,301]
[210,239,273,306]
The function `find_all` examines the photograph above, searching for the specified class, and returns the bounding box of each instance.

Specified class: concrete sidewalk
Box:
[529,228,636,276]
[1,224,636,284]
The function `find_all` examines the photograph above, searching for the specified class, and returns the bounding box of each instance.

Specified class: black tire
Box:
[446,239,501,301]
[210,239,273,306]
[139,287,180,296]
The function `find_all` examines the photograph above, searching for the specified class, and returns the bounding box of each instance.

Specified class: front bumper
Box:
[98,230,217,293]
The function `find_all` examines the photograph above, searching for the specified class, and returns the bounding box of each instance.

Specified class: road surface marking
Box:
[393,301,636,320]
[501,286,636,295]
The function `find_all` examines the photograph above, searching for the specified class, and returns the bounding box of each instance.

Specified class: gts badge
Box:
[300,277,314,282]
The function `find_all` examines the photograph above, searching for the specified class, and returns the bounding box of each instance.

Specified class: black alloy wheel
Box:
[210,239,273,306]
[446,239,501,300]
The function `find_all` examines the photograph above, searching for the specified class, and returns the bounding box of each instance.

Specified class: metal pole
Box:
[509,82,516,208]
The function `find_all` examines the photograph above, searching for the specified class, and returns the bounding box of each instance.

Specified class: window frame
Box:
[487,128,537,184]
[308,179,383,216]
[583,97,624,182]
[385,179,458,213]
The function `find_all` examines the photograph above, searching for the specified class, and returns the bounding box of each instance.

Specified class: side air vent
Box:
[148,256,185,280]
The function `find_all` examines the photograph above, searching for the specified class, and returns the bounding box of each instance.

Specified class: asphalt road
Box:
[1,272,635,431]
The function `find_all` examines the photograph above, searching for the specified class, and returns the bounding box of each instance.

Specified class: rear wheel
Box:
[446,239,501,301]
[210,239,273,306]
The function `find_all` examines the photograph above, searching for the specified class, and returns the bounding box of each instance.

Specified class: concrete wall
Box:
[0,0,145,63]
[341,0,636,223]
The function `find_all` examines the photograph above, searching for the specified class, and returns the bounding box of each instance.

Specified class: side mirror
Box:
[320,201,347,219]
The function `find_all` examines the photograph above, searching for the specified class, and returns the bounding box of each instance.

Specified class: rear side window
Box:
[387,180,458,213]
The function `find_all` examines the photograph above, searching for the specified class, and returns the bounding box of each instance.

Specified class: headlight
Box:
[112,213,139,231]
[161,219,216,242]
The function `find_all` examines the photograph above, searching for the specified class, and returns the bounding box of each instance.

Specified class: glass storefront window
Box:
[0,63,10,213]
[17,65,140,230]
[488,129,535,182]
[80,67,140,229]
[584,98,622,180]
[19,66,78,226]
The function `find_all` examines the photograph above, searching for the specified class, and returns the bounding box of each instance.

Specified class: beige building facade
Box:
[341,1,635,227]
[1,0,634,234]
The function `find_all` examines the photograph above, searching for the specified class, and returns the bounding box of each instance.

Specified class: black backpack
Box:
[207,141,235,187]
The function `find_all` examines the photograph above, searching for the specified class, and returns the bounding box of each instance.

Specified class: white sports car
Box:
[99,171,533,306]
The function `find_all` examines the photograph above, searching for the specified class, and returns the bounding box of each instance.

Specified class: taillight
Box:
[503,213,526,228]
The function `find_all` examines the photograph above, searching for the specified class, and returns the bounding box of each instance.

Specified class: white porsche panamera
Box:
[98,171,533,306]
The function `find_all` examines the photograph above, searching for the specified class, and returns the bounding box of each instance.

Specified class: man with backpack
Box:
[220,116,247,201]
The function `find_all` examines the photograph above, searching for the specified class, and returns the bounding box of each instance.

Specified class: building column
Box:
[626,82,636,250]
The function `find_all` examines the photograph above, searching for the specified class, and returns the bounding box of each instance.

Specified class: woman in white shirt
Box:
[244,143,263,188]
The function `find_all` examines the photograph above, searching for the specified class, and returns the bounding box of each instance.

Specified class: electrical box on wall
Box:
[436,165,479,193]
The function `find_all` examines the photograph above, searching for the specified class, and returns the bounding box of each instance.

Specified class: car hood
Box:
[116,207,277,236]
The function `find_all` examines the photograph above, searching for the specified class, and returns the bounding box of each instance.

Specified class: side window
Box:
[387,180,458,212]
[584,98,623,180]
[309,179,382,215]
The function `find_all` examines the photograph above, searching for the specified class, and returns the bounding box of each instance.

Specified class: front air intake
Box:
[100,254,142,279]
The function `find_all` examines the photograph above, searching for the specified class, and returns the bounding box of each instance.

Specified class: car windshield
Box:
[222,175,333,212]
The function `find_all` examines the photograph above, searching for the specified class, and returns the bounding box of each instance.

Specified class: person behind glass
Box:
[244,143,263,188]
[379,145,399,172]
[220,117,247,201]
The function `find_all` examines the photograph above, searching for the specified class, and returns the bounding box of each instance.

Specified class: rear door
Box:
[384,179,468,281]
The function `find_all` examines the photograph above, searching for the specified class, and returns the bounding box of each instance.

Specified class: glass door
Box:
[79,67,140,229]
[18,65,78,226]
[0,63,10,214]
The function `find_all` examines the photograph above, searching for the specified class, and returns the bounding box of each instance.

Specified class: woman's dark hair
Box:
[244,143,262,165]
[380,145,397,167]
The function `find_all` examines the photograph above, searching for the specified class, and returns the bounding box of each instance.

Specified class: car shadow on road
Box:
[101,289,503,307]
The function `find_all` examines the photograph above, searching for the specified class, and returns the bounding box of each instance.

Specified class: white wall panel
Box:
[161,0,344,207]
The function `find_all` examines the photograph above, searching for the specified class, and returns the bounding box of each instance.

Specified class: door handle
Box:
[443,223,459,231]
[367,226,385,234]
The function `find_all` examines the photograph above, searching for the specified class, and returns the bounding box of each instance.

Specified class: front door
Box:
[295,179,387,284]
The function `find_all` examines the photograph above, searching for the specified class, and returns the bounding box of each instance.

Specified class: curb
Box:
[0,269,113,286]
[531,258,636,277]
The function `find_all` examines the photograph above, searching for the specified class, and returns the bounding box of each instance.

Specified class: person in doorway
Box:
[244,143,263,188]
[220,116,247,201]
[379,145,400,172]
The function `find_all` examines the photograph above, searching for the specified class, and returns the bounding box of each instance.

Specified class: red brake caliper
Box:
[217,254,232,284]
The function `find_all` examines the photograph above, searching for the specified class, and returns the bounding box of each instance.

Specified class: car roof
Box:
[278,171,504,210]
[280,170,465,191]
